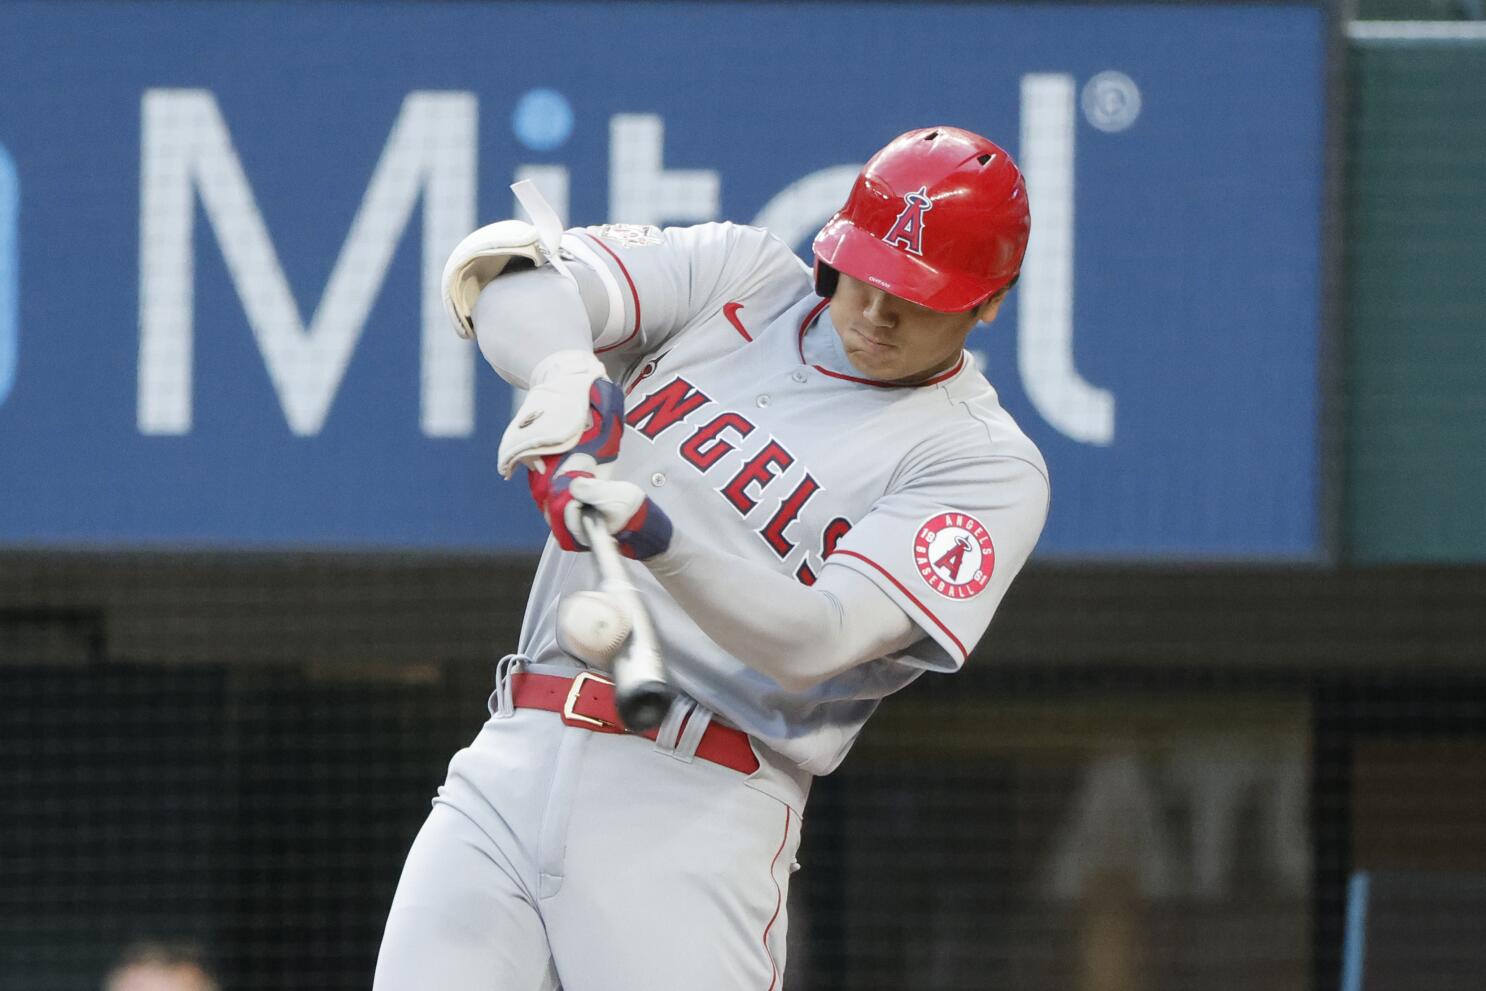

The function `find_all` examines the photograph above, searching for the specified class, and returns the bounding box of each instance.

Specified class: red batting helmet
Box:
[813,126,1030,313]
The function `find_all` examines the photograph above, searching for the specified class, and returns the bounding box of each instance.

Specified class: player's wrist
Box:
[528,348,605,388]
[638,527,692,577]
[546,475,673,561]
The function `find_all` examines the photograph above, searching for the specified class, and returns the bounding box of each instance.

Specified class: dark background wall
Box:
[4,555,1484,990]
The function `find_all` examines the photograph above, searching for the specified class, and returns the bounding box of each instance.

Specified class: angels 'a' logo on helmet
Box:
[883,186,933,256]
[913,512,995,599]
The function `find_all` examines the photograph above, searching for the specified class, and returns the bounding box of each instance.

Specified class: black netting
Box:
[4,562,1484,990]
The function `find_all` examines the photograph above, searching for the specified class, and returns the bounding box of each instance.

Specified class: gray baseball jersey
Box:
[520,220,1050,775]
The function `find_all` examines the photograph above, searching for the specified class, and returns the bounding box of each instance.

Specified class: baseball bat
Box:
[578,507,673,732]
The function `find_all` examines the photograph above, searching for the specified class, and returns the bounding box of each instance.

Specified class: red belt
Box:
[510,671,760,775]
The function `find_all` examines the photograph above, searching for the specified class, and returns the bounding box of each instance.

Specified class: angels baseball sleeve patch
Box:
[913,512,995,600]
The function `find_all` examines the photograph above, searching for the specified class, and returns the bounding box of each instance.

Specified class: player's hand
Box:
[523,374,627,510]
[498,350,616,479]
[545,473,673,561]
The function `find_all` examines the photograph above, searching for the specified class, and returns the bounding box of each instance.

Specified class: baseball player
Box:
[373,126,1049,990]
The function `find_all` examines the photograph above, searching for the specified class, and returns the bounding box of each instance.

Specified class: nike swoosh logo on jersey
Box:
[723,301,752,342]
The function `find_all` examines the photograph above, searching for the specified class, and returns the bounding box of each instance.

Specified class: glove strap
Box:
[512,179,575,284]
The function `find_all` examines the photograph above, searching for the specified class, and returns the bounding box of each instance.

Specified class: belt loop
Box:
[490,654,525,719]
[652,696,696,757]
[673,705,714,763]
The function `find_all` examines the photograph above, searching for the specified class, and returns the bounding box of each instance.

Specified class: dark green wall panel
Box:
[1344,41,1486,561]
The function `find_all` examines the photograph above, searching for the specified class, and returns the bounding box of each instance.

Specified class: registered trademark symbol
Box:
[1082,71,1141,132]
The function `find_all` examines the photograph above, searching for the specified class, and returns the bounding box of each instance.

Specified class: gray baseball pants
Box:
[373,673,806,990]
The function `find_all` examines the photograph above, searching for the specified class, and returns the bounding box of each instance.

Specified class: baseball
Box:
[556,590,632,668]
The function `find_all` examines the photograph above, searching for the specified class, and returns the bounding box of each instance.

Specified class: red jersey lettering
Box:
[679,412,756,472]
[761,475,821,558]
[721,441,794,515]
[626,377,710,440]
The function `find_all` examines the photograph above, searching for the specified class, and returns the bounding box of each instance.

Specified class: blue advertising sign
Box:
[0,143,15,409]
[0,1,1327,558]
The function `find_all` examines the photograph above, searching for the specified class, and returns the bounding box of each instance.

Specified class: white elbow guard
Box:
[441,220,552,340]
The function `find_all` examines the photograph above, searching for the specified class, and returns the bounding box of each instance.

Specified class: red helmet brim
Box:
[813,215,993,314]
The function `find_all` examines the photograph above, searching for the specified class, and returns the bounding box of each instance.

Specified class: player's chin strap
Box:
[440,180,576,340]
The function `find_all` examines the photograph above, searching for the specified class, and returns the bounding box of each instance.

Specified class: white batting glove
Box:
[547,474,674,561]
[497,350,609,479]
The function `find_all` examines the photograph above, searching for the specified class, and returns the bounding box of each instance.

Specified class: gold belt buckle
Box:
[562,670,616,729]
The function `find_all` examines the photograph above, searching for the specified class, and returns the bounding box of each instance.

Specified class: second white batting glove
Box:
[497,350,609,479]
[546,474,674,561]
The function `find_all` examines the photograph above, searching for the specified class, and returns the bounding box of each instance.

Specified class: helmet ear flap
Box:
[814,260,840,300]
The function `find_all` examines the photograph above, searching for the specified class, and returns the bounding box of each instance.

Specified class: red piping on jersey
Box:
[625,358,660,397]
[723,301,753,341]
[795,299,830,362]
[796,300,966,388]
[581,232,642,354]
[762,805,791,991]
[830,549,969,662]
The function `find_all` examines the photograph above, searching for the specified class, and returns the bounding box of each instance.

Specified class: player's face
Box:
[828,274,1003,385]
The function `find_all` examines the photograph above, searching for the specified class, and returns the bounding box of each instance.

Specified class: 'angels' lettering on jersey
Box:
[626,374,842,569]
[625,377,711,439]
[794,516,854,586]
[721,441,794,515]
[678,412,755,470]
